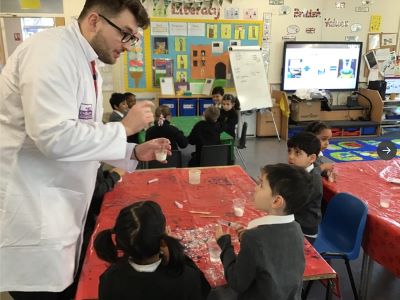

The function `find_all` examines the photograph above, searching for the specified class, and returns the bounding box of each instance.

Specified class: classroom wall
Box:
[2,0,400,110]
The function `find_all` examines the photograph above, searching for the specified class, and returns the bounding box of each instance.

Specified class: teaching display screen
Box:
[281,41,363,92]
[385,77,400,94]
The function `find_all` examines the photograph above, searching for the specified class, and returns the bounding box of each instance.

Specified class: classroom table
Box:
[138,116,235,161]
[76,166,338,300]
[322,159,400,299]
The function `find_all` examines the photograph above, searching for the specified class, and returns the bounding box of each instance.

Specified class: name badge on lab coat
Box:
[79,103,93,120]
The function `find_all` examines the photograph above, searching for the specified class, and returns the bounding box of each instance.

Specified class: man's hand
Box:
[236,226,246,242]
[215,224,227,241]
[133,138,171,162]
[121,101,154,136]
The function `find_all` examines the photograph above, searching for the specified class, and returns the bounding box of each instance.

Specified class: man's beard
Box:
[91,32,116,65]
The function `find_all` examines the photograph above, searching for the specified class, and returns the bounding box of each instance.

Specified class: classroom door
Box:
[215,62,227,79]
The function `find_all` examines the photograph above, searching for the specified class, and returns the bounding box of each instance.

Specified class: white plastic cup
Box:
[328,169,337,183]
[155,149,167,162]
[233,198,245,217]
[380,192,391,208]
[207,240,221,263]
[189,169,201,184]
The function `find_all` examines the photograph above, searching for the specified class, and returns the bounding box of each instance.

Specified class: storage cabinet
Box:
[156,95,213,116]
[381,99,400,133]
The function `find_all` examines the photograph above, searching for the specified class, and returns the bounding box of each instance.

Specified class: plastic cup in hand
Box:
[189,169,201,184]
[328,169,337,183]
[207,240,221,263]
[233,198,245,217]
[380,192,391,208]
[155,148,167,162]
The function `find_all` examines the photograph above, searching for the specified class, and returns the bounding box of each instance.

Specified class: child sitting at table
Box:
[215,163,311,300]
[287,132,323,243]
[188,106,223,167]
[305,121,334,177]
[211,86,224,108]
[146,105,188,150]
[94,201,210,300]
[108,93,129,122]
[218,94,239,138]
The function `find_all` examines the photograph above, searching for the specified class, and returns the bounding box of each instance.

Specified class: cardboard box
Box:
[290,100,321,122]
[256,107,281,136]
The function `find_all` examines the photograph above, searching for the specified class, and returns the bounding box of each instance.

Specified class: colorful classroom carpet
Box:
[323,138,400,162]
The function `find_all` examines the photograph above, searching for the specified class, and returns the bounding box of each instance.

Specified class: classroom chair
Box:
[304,192,368,300]
[199,144,230,167]
[148,150,182,169]
[235,122,248,170]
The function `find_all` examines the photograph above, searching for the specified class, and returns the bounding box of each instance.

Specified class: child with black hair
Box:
[109,93,129,122]
[211,86,224,108]
[124,92,136,109]
[94,201,210,300]
[287,132,323,243]
[146,105,188,150]
[218,94,239,138]
[215,163,311,300]
[304,121,334,176]
[188,106,223,167]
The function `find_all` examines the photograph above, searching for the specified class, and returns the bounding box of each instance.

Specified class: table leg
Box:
[325,279,333,300]
[359,252,374,300]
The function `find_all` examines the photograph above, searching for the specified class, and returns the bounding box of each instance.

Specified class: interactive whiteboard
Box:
[229,46,272,111]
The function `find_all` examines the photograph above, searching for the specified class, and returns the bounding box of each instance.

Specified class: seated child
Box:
[108,93,129,122]
[287,132,323,243]
[146,105,188,150]
[94,201,210,300]
[215,163,312,300]
[211,86,224,108]
[218,94,239,138]
[188,106,223,167]
[305,121,334,176]
[124,92,136,109]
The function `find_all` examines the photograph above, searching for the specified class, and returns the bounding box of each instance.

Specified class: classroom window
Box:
[21,18,55,40]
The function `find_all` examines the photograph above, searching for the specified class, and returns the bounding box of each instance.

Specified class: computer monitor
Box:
[385,77,400,94]
[281,41,363,92]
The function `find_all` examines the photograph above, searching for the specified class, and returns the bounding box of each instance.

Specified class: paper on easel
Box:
[202,79,214,95]
[160,77,175,95]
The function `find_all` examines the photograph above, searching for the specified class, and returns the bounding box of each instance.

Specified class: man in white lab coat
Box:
[0,1,168,299]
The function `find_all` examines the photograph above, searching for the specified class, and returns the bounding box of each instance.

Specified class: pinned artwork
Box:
[224,7,240,20]
[248,26,259,40]
[221,24,232,39]
[207,24,218,39]
[234,25,246,40]
[177,55,188,69]
[175,37,186,52]
[212,41,224,54]
[244,8,257,20]
[230,40,241,47]
[345,36,359,42]
[381,33,398,47]
[305,27,316,34]
[350,23,362,32]
[269,0,284,5]
[369,15,382,32]
[176,71,188,83]
[294,8,321,18]
[282,35,296,41]
[335,1,345,8]
[287,25,300,35]
[324,18,349,28]
[153,36,169,54]
[279,6,291,15]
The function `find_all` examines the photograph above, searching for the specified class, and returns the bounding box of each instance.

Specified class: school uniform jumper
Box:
[145,120,188,150]
[217,215,305,300]
[218,108,239,138]
[187,120,222,166]
[0,20,138,292]
[295,164,323,238]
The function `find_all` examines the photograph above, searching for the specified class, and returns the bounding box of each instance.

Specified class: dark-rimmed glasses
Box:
[99,14,139,46]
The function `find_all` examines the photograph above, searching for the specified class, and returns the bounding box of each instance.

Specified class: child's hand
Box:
[236,226,246,242]
[215,224,226,241]
[320,163,334,172]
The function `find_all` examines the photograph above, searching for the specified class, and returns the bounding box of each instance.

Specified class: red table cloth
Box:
[323,159,400,277]
[76,166,337,300]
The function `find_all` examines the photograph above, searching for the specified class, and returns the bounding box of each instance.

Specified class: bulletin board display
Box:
[124,18,263,92]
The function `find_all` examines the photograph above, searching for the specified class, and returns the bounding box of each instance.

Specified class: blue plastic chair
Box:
[313,192,368,300]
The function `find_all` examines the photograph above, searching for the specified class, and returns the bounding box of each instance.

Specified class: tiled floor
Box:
[2,135,399,300]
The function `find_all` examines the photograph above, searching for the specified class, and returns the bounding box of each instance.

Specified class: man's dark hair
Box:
[78,0,150,29]
[287,132,321,156]
[109,93,126,109]
[262,163,312,214]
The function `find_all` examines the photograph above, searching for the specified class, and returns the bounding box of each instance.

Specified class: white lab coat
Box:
[0,20,137,292]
